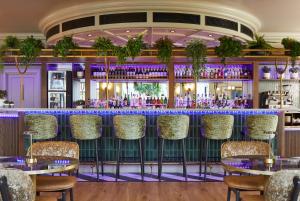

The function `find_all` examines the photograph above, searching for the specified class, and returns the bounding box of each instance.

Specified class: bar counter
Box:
[0,109,284,162]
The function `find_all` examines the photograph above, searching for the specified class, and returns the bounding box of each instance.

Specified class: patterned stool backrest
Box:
[69,115,102,140]
[246,115,278,140]
[113,115,146,140]
[25,115,58,140]
[202,115,234,140]
[157,115,189,140]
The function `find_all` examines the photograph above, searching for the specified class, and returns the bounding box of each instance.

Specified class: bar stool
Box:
[157,115,190,181]
[69,115,103,181]
[200,115,234,181]
[113,115,146,181]
[246,115,278,140]
[25,114,58,140]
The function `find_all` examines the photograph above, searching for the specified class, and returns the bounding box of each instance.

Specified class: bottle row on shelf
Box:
[175,93,252,109]
[89,68,251,80]
[89,94,169,109]
[91,67,168,80]
[87,93,252,109]
[175,68,252,80]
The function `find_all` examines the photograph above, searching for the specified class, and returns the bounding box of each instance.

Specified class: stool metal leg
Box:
[116,139,121,181]
[181,139,187,181]
[158,138,164,181]
[95,139,99,181]
[204,138,209,181]
[139,138,144,181]
[100,138,104,176]
[199,135,203,176]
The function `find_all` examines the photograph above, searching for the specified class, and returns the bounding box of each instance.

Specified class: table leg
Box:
[30,175,37,194]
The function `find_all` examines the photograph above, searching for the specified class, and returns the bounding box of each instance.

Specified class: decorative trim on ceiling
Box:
[0,33,45,40]
[39,0,260,38]
[261,32,300,47]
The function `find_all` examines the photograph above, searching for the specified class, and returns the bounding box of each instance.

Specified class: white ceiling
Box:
[0,0,300,40]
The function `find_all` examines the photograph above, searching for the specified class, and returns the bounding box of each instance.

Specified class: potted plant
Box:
[185,39,207,106]
[276,67,286,79]
[75,100,85,109]
[262,66,271,79]
[113,46,128,64]
[247,34,272,55]
[93,37,114,56]
[281,38,300,67]
[3,100,10,108]
[154,37,173,64]
[215,36,243,65]
[53,36,78,58]
[126,35,144,62]
[8,101,14,108]
[289,67,299,79]
[0,90,7,107]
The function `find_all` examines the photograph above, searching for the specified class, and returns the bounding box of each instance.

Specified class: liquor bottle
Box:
[123,95,128,107]
[164,96,168,105]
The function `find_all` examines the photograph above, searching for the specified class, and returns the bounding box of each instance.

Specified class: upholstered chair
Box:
[25,115,58,140]
[28,141,79,201]
[69,115,103,181]
[246,115,278,140]
[201,115,234,181]
[222,141,271,201]
[113,115,146,181]
[0,169,57,201]
[157,115,190,181]
[242,170,300,201]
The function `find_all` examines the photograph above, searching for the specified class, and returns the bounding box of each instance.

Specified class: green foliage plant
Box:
[215,36,243,65]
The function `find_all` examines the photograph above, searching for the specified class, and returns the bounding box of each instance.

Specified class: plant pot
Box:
[277,73,285,79]
[77,71,84,78]
[0,99,4,107]
[9,104,14,108]
[291,72,299,79]
[263,72,271,79]
[76,105,83,109]
[3,103,9,108]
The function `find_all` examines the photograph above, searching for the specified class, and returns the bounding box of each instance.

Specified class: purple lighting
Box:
[0,113,19,118]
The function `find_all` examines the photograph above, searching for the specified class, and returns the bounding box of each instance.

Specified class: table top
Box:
[0,156,78,175]
[221,155,300,175]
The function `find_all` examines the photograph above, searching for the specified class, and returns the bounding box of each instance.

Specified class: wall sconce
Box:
[116,86,120,93]
[175,86,181,95]
[184,83,195,91]
[101,83,112,90]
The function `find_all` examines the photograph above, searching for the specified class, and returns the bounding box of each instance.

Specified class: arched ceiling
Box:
[0,0,300,45]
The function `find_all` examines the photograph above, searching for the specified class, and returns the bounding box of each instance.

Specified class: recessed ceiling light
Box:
[170,30,175,33]
[208,34,213,37]
[126,30,130,33]
[87,34,93,37]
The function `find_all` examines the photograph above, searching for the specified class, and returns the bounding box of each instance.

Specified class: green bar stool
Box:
[69,115,103,181]
[246,115,278,140]
[25,114,58,140]
[200,115,234,181]
[157,115,190,181]
[113,115,146,181]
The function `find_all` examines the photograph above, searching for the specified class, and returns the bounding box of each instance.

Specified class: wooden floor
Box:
[43,182,258,201]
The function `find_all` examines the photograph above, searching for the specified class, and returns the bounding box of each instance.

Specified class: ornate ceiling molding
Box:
[39,0,261,34]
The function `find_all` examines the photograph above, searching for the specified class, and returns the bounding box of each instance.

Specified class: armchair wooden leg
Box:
[227,187,231,201]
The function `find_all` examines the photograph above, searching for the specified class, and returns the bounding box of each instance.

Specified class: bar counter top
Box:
[0,108,286,114]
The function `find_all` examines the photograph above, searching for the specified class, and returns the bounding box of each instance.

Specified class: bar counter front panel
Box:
[8,109,281,162]
[0,109,283,162]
